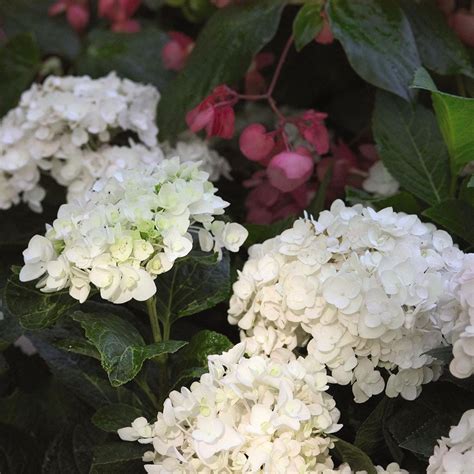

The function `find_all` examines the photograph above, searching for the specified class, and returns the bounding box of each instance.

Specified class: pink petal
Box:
[67,4,90,31]
[451,9,474,47]
[239,124,275,162]
[186,106,215,134]
[267,152,314,193]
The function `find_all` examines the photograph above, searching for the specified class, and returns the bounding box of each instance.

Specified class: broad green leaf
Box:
[331,437,376,474]
[92,404,143,433]
[345,188,423,215]
[71,310,187,386]
[0,0,80,60]
[154,251,230,324]
[4,270,77,330]
[157,0,285,139]
[30,334,142,409]
[0,424,41,474]
[170,367,207,392]
[75,28,174,91]
[90,443,146,474]
[401,0,474,78]
[174,330,233,370]
[293,3,324,52]
[0,33,40,117]
[327,0,421,101]
[469,176,474,188]
[423,199,474,245]
[54,338,101,360]
[373,90,450,205]
[412,68,474,174]
[354,397,395,458]
[245,217,295,248]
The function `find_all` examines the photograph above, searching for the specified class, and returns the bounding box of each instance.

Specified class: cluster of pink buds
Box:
[438,0,474,47]
[49,0,141,33]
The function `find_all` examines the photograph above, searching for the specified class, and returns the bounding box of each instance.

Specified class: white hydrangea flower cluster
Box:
[164,132,232,183]
[228,200,468,402]
[442,254,474,379]
[118,342,343,473]
[19,158,248,304]
[0,73,159,211]
[427,409,474,473]
[362,162,399,198]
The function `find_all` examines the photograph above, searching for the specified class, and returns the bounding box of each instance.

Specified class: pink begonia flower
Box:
[245,52,275,95]
[239,124,275,162]
[450,9,474,47]
[161,32,194,71]
[98,0,141,33]
[186,85,237,139]
[267,151,314,193]
[244,171,315,224]
[49,0,90,32]
[315,12,334,45]
[294,110,330,155]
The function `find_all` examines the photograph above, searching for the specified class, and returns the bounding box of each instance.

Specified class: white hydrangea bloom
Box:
[118,342,344,473]
[362,162,399,197]
[163,132,232,182]
[19,159,248,304]
[427,409,474,473]
[0,73,159,211]
[228,200,470,402]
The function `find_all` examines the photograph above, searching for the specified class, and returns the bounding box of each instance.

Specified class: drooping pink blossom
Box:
[239,124,276,162]
[186,85,237,139]
[294,110,330,155]
[161,32,194,71]
[267,151,314,193]
[49,0,90,32]
[98,0,141,33]
[244,52,275,95]
[315,11,334,45]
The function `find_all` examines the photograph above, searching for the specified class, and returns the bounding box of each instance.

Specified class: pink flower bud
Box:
[162,32,194,71]
[267,151,314,193]
[450,9,474,47]
[239,124,275,162]
[315,13,334,45]
[67,3,90,31]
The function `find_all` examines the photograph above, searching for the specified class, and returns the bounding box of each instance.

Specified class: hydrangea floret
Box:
[362,162,399,198]
[228,200,467,402]
[19,158,248,304]
[118,342,343,472]
[0,73,159,211]
[427,409,474,473]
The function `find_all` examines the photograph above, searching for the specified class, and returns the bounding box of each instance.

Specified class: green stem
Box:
[134,373,159,409]
[146,296,162,343]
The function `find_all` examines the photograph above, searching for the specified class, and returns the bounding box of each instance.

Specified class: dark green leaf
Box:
[175,330,232,370]
[154,251,230,324]
[468,176,474,188]
[92,404,143,433]
[75,27,174,91]
[54,338,101,360]
[413,68,474,174]
[91,442,146,474]
[373,90,451,205]
[293,3,324,52]
[72,310,186,386]
[327,0,420,101]
[157,0,285,139]
[170,367,207,392]
[354,397,395,458]
[332,437,377,474]
[426,346,454,365]
[0,353,8,374]
[0,0,80,60]
[0,33,40,117]
[245,217,294,247]
[401,0,474,78]
[4,271,77,330]
[30,334,142,409]
[0,424,41,474]
[423,199,474,245]
[345,187,423,215]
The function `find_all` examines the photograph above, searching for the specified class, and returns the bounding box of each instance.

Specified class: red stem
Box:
[267,35,294,97]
